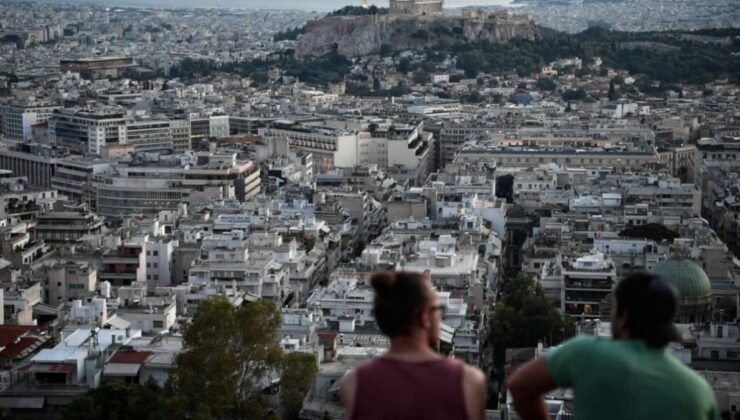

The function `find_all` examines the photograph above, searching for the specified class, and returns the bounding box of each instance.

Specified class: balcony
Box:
[564,294,608,304]
[564,280,613,291]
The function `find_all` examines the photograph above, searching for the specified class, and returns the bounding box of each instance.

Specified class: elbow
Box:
[507,371,528,401]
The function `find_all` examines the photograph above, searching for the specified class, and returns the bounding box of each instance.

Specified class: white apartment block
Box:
[145,238,175,288]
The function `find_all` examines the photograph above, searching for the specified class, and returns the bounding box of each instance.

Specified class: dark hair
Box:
[371,271,431,337]
[614,272,679,348]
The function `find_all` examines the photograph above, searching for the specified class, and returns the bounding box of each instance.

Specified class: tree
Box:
[372,77,381,91]
[251,71,269,86]
[608,79,617,101]
[273,26,305,42]
[488,274,574,366]
[280,352,319,420]
[168,297,284,419]
[575,67,591,78]
[458,50,484,78]
[535,77,556,91]
[561,88,587,101]
[412,70,428,85]
[397,57,412,73]
[62,381,169,420]
[328,5,389,16]
[463,91,484,103]
[379,43,393,57]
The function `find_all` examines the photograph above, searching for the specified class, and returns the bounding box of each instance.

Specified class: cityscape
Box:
[0,0,739,418]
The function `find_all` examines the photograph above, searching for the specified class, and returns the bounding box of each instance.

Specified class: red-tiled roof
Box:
[0,336,44,359]
[109,350,152,364]
[19,363,75,373]
[0,326,38,347]
[317,332,338,341]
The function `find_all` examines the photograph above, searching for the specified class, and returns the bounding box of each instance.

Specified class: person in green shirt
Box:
[507,273,718,420]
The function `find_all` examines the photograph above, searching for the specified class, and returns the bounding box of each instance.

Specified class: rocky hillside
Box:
[297,12,539,57]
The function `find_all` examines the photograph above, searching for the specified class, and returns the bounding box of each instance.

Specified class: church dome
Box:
[649,259,712,300]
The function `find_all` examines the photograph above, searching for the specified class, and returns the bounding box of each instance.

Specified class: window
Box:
[153,320,164,328]
[710,350,720,359]
[153,250,159,256]
[728,351,738,359]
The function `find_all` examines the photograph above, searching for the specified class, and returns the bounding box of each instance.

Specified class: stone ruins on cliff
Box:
[297,9,539,58]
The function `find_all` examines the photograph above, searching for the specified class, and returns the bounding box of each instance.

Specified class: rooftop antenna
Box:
[88,327,100,356]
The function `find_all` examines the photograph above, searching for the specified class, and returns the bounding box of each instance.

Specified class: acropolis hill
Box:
[297,6,539,58]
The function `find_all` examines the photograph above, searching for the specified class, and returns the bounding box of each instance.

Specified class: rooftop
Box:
[109,350,152,364]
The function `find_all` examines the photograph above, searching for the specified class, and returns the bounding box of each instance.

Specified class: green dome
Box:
[649,259,712,299]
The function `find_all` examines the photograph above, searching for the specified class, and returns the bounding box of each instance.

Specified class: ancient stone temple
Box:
[389,0,444,15]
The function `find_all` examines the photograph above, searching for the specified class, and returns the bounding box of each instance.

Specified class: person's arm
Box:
[707,393,720,420]
[507,357,559,420]
[463,364,487,420]
[339,369,357,420]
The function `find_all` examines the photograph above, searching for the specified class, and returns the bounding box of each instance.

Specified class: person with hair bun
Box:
[508,273,718,420]
[339,271,487,420]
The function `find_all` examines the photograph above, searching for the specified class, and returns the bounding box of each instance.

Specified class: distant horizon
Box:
[8,0,520,11]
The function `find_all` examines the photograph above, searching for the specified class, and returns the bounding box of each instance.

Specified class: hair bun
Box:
[371,272,396,295]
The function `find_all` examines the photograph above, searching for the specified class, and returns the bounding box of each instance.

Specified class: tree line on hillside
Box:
[168,50,351,87]
[166,26,739,94]
[327,5,388,17]
[442,26,740,85]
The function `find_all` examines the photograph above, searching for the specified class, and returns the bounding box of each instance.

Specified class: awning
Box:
[439,322,455,344]
[21,363,75,374]
[106,316,131,329]
[0,397,44,409]
[103,363,141,377]
[33,303,61,316]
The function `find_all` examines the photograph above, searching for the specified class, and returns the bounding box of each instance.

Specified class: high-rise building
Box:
[49,108,127,155]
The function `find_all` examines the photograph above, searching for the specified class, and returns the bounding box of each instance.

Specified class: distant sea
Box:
[58,0,520,11]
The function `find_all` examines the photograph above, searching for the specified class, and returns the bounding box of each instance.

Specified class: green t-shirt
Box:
[546,336,718,420]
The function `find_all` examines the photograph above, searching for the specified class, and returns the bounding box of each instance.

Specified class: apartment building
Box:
[96,152,260,218]
[0,100,61,140]
[47,262,97,304]
[559,252,617,319]
[49,108,127,155]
